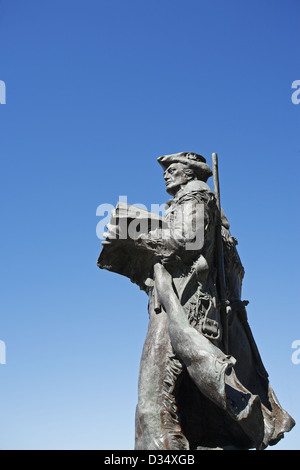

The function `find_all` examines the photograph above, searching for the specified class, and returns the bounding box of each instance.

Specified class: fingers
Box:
[106,223,118,235]
[101,223,122,246]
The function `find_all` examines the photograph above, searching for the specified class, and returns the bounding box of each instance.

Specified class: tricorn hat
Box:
[157,152,212,182]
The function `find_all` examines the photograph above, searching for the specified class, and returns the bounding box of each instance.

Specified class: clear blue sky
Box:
[0,0,299,450]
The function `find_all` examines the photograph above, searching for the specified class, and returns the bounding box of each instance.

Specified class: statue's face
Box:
[163,162,191,195]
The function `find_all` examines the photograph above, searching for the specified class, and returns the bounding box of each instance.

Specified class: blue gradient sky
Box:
[0,0,299,450]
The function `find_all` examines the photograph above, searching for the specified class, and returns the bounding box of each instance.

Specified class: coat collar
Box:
[175,180,213,201]
[165,180,214,210]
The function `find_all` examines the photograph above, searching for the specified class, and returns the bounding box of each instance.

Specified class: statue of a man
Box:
[99,152,295,450]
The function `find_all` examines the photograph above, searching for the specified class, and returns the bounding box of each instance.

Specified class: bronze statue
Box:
[98,152,295,450]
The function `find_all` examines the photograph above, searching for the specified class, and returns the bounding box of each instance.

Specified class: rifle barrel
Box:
[212,153,228,353]
[212,153,221,212]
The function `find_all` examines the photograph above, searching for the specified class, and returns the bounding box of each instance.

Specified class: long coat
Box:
[133,180,294,450]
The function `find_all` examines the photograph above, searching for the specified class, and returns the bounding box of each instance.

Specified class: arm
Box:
[134,192,214,264]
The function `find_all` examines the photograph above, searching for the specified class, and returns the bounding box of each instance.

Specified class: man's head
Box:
[163,162,196,195]
[158,152,212,196]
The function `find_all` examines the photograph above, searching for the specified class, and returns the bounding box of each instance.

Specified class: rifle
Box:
[212,153,229,354]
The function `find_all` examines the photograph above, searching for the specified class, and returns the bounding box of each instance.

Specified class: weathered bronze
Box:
[98,152,295,450]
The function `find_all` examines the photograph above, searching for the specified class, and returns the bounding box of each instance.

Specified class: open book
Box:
[97,202,166,289]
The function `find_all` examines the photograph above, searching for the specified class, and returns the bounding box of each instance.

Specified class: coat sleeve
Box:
[135,192,215,263]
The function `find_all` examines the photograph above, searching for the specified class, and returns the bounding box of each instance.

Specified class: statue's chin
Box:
[165,184,178,196]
